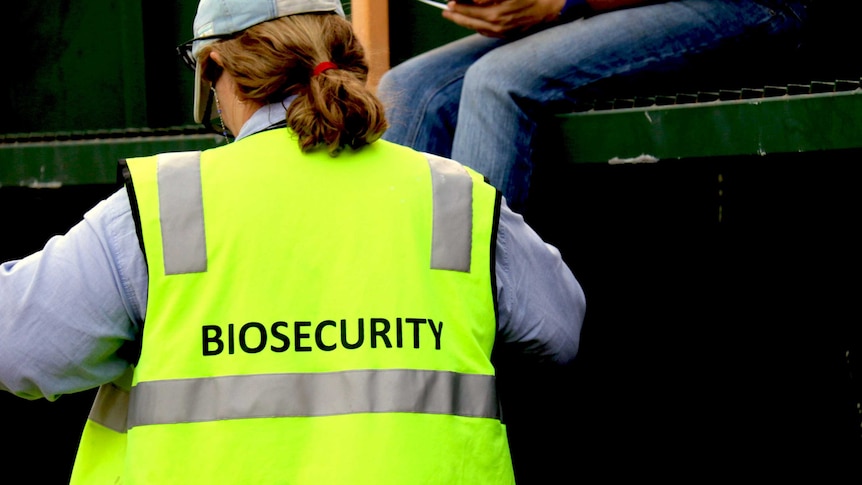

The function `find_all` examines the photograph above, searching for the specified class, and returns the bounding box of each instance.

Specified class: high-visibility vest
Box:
[70,128,514,484]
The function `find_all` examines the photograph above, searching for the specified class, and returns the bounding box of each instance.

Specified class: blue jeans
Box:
[377,0,811,212]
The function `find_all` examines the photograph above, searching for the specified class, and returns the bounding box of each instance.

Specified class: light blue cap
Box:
[191,0,346,123]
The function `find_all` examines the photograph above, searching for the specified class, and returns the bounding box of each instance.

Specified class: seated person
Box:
[377,0,814,213]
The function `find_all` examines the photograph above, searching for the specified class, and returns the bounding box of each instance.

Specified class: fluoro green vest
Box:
[70,128,514,484]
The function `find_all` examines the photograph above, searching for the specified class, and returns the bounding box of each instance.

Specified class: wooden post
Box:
[350,0,390,92]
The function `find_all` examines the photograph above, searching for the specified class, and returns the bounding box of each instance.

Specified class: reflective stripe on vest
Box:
[88,381,131,433]
[157,151,473,275]
[128,369,498,429]
[87,369,498,433]
[427,152,472,272]
[85,365,134,432]
[157,152,207,275]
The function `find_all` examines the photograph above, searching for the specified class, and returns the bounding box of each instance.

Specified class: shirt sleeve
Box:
[494,198,585,366]
[0,188,147,401]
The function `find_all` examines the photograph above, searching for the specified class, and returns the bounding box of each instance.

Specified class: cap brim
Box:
[194,62,213,125]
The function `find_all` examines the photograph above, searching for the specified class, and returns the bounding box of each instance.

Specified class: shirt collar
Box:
[234,95,296,141]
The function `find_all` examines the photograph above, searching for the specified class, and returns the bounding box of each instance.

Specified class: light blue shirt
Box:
[0,102,585,400]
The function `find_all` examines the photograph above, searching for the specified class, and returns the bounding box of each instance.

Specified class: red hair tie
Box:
[312,61,337,77]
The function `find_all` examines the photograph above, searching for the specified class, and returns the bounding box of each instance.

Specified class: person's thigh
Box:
[450,0,805,209]
[377,34,505,156]
[459,0,800,112]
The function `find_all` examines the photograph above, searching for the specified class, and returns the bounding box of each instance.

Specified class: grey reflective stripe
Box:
[127,369,499,429]
[87,366,135,433]
[426,153,473,272]
[157,152,207,275]
[88,384,130,433]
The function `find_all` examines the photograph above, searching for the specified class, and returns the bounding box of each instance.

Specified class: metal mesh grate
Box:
[571,77,862,113]
[0,125,214,145]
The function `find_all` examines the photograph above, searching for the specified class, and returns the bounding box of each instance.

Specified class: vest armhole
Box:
[119,158,147,264]
[490,191,501,327]
[118,158,145,365]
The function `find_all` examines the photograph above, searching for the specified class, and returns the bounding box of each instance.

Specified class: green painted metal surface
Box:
[2,2,201,135]
[3,3,145,133]
[553,89,862,164]
[0,132,224,187]
[388,1,471,67]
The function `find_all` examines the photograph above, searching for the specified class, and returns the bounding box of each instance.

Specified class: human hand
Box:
[442,0,567,38]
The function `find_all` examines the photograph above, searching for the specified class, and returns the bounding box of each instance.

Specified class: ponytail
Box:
[204,13,388,155]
